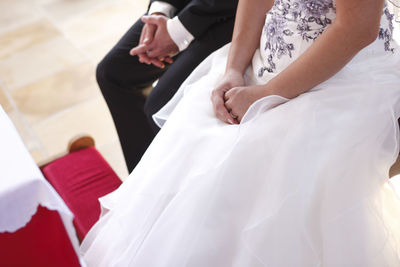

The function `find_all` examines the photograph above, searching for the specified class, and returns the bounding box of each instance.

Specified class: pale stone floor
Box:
[0,1,399,180]
[0,0,149,179]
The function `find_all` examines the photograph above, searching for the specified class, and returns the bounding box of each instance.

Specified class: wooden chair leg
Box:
[68,135,95,153]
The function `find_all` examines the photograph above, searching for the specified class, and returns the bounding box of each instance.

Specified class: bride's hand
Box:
[211,70,245,124]
[224,85,266,123]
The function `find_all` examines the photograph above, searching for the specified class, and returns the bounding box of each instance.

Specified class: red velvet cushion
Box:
[42,147,122,241]
[0,205,81,267]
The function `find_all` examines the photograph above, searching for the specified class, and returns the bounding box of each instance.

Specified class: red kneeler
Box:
[42,143,122,241]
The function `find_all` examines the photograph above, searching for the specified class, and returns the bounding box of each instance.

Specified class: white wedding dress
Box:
[81,1,400,266]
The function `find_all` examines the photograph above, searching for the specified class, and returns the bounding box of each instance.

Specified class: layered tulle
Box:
[81,39,400,266]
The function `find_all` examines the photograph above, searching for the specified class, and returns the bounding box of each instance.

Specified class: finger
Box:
[146,49,162,59]
[235,111,243,124]
[150,58,165,68]
[141,15,163,26]
[223,100,239,124]
[230,110,239,119]
[138,53,151,65]
[143,24,156,45]
[223,90,229,102]
[139,25,146,45]
[229,109,238,119]
[223,87,236,101]
[229,106,241,124]
[130,44,149,56]
[218,105,235,124]
[139,53,164,68]
[138,54,145,63]
[164,57,173,64]
[224,99,233,112]
[212,93,234,124]
[229,108,241,124]
[146,49,154,58]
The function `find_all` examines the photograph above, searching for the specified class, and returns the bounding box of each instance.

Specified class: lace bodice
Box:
[258,0,396,76]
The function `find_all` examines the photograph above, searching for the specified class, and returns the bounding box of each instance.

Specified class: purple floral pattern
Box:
[298,0,332,17]
[379,7,395,53]
[259,0,396,77]
[259,13,295,74]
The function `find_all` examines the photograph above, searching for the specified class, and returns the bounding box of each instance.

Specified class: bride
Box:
[81,0,400,266]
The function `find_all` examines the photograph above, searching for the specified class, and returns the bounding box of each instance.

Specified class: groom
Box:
[97,0,238,173]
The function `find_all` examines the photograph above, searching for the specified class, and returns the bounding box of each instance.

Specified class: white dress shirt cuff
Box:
[148,1,177,18]
[167,16,195,52]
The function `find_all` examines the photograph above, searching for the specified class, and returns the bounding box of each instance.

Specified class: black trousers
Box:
[97,16,234,173]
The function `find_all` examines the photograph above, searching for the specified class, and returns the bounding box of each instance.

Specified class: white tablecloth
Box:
[0,105,84,265]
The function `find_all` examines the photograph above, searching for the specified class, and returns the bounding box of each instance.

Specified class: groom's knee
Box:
[96,54,122,94]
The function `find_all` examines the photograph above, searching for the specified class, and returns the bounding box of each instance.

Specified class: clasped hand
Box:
[130,14,179,68]
[211,71,268,124]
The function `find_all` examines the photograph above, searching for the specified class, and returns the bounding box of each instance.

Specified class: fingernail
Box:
[228,119,233,124]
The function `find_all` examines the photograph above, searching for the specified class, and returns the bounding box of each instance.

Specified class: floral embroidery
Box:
[261,13,295,74]
[298,0,333,17]
[259,0,335,76]
[259,0,396,77]
[379,7,395,53]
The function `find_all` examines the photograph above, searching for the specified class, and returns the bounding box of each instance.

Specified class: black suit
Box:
[97,0,237,172]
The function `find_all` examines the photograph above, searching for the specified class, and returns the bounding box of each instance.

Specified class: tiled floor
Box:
[0,1,399,180]
[0,0,149,179]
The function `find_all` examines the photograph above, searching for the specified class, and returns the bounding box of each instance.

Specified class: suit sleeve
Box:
[150,0,238,39]
[178,0,238,38]
[149,0,186,12]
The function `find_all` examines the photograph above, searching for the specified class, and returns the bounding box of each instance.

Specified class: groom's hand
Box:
[136,23,159,65]
[130,15,170,68]
[130,15,178,68]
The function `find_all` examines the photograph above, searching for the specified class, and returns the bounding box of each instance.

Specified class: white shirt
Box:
[148,1,195,51]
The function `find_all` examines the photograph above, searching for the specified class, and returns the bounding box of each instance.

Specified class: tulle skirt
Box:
[81,43,400,266]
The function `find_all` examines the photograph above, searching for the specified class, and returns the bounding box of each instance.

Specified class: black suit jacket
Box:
[149,0,238,38]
